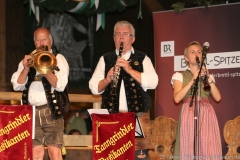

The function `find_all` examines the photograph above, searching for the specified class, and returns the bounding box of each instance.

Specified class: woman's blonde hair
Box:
[184,41,202,65]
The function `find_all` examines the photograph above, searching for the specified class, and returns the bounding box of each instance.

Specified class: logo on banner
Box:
[161,41,174,57]
[174,51,240,71]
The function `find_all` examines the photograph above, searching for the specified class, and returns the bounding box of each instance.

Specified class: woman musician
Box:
[171,41,222,160]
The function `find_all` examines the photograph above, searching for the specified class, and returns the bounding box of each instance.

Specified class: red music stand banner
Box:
[92,112,135,160]
[0,105,33,160]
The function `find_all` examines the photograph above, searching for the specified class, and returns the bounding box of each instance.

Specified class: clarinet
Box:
[196,56,211,91]
[110,42,123,100]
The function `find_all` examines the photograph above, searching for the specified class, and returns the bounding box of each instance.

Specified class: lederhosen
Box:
[101,50,151,114]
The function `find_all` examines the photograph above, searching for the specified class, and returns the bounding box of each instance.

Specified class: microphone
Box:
[202,42,210,55]
[201,42,211,91]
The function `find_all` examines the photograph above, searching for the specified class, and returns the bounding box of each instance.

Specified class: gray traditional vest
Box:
[102,50,151,113]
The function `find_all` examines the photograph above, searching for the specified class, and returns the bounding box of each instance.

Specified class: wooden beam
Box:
[0,92,101,102]
[0,92,102,109]
[63,135,92,147]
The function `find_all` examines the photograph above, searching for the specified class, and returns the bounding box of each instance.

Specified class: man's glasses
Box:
[114,32,133,37]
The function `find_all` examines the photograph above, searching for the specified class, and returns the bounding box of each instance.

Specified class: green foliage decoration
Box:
[171,0,240,12]
[23,0,138,15]
[171,2,185,13]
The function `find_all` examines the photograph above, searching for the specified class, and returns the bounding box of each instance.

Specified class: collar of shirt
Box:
[115,47,134,60]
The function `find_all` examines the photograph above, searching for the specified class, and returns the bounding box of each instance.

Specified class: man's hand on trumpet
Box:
[22,55,31,71]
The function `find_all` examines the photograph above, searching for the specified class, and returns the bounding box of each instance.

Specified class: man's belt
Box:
[35,104,48,110]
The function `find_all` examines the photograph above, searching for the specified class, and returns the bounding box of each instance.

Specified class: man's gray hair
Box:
[113,21,135,36]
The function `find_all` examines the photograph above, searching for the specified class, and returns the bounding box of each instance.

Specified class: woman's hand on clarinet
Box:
[202,65,210,77]
[190,69,206,85]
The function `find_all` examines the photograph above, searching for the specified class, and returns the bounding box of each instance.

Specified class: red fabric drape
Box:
[0,105,33,160]
[92,112,135,160]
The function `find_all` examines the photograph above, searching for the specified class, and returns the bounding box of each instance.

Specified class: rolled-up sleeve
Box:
[89,56,105,95]
[54,54,69,92]
[171,72,183,88]
[11,61,28,91]
[141,56,158,91]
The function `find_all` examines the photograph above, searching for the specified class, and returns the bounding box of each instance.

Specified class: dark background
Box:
[4,0,194,93]
[5,0,166,116]
[6,0,240,93]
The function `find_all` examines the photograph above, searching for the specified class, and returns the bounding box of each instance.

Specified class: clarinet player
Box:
[89,20,158,159]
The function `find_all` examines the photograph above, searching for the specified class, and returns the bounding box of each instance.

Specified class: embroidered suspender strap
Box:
[41,77,70,120]
[41,52,70,119]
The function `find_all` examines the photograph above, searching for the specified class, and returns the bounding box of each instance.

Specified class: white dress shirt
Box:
[89,47,158,112]
[11,53,69,106]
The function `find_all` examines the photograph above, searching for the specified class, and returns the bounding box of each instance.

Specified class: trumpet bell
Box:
[33,51,57,74]
[27,45,48,68]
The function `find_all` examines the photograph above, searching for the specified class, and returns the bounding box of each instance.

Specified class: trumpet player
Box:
[171,41,222,160]
[11,27,69,160]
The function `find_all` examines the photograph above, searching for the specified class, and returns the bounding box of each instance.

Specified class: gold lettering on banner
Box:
[24,142,27,159]
[0,112,32,154]
[0,114,31,136]
[95,121,119,142]
[0,130,31,152]
[94,123,134,154]
[98,140,133,160]
[23,142,30,160]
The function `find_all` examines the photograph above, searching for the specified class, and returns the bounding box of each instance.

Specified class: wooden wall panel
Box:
[0,0,6,91]
[5,0,24,91]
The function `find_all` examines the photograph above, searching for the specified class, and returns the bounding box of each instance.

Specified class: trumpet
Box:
[27,45,58,74]
[110,42,123,100]
[196,56,211,91]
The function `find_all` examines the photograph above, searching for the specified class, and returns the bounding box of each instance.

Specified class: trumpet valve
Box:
[26,59,34,67]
